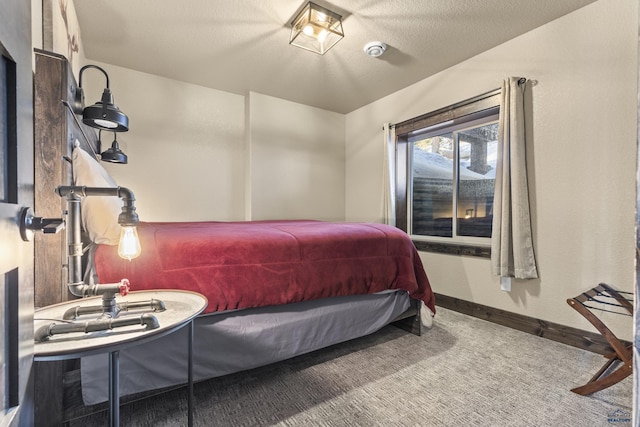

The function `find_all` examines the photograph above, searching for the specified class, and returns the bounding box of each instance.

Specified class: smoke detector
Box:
[363,41,387,58]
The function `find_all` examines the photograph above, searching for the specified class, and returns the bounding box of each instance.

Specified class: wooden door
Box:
[0,1,35,425]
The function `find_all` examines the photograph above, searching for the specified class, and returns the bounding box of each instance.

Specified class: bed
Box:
[67,144,436,404]
[93,219,435,315]
[33,50,435,417]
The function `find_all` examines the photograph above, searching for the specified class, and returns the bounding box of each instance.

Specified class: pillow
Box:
[72,146,122,245]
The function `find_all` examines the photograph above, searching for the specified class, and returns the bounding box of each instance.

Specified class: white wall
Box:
[247,92,345,221]
[31,0,42,68]
[81,64,246,222]
[37,0,347,223]
[81,69,347,223]
[39,0,347,223]
[345,0,638,338]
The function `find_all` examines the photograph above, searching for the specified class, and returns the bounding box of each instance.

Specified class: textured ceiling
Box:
[74,0,597,114]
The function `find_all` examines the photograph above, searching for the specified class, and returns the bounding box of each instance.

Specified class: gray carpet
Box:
[69,307,632,426]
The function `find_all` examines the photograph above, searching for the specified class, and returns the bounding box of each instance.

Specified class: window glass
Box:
[411,132,454,237]
[457,123,498,237]
[407,113,498,243]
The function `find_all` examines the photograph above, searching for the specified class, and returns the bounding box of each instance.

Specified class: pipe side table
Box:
[34,290,207,427]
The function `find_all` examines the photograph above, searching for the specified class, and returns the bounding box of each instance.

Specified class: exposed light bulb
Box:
[118,226,141,260]
[303,24,314,36]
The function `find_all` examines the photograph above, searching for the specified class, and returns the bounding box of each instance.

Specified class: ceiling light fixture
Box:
[364,41,387,58]
[290,2,344,55]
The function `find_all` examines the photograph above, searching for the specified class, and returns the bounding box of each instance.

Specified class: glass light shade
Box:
[290,2,344,55]
[118,226,142,260]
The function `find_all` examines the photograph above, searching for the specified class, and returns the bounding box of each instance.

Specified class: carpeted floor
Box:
[69,307,632,426]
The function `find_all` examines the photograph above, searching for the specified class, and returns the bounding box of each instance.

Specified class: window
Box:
[394,90,500,254]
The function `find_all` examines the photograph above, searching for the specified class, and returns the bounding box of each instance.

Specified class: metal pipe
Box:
[56,185,139,226]
[66,192,84,292]
[62,297,166,320]
[56,185,138,298]
[34,313,160,342]
[119,298,166,312]
[63,304,107,321]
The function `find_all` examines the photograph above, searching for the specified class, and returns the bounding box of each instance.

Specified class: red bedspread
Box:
[94,220,435,315]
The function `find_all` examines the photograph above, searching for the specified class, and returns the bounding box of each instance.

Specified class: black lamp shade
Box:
[82,88,129,132]
[101,139,128,164]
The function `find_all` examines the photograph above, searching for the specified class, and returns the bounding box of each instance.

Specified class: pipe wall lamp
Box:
[99,132,128,164]
[74,64,129,132]
[21,185,160,342]
[21,185,142,263]
[65,62,131,164]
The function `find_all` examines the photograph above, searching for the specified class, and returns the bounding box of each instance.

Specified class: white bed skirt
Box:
[81,290,416,405]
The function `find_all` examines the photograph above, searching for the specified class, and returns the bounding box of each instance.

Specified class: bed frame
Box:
[32,50,423,424]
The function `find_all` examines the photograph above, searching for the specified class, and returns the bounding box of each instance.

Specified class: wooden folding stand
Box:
[566,283,633,395]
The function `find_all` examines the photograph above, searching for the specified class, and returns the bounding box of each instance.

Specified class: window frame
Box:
[394,89,501,257]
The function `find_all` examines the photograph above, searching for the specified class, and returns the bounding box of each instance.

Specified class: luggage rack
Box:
[566,283,633,395]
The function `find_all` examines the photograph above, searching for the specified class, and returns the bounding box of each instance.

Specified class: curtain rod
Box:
[390,77,527,130]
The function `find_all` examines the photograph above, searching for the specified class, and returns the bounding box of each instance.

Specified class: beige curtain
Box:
[491,77,538,279]
[382,123,396,226]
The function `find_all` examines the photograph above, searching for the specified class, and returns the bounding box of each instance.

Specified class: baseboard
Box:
[434,293,628,355]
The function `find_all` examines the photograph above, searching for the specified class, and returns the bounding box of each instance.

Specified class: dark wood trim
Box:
[394,89,500,135]
[413,240,491,258]
[34,49,70,309]
[434,293,629,356]
[33,49,100,427]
